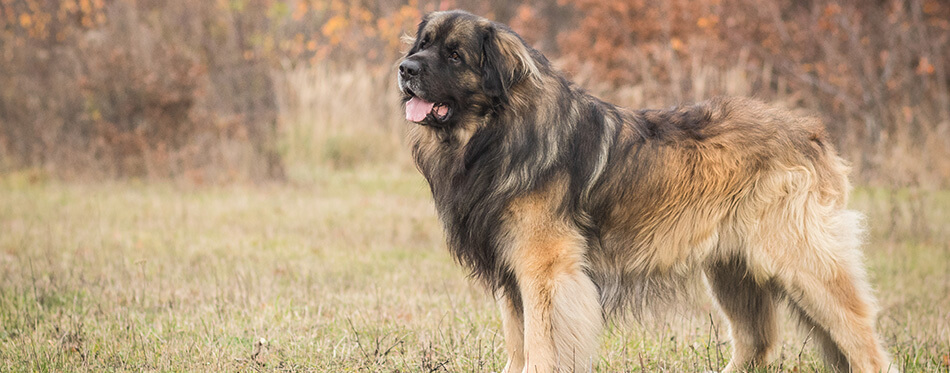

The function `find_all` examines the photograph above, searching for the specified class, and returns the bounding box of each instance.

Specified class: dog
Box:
[398,10,893,372]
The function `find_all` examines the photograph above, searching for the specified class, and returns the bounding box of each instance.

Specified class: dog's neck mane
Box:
[409,64,622,289]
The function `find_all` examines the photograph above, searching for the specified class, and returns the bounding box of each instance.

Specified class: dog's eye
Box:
[420,36,429,48]
[449,51,461,63]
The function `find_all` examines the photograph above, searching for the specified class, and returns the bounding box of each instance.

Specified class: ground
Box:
[1,168,948,372]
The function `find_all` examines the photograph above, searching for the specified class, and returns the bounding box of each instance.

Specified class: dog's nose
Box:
[399,59,421,79]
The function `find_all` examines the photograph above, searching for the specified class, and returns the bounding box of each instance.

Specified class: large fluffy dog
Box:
[398,10,892,372]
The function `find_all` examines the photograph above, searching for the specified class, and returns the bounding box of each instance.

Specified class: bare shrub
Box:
[2,0,947,186]
[0,0,283,182]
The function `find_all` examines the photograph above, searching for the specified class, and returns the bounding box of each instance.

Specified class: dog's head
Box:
[398,10,541,127]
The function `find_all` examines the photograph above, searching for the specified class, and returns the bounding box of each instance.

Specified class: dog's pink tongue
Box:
[406,97,435,122]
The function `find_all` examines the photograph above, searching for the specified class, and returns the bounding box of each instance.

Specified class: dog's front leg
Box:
[498,290,525,373]
[517,262,601,372]
[504,190,602,372]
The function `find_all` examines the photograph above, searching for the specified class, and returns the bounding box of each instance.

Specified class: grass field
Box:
[1,168,948,372]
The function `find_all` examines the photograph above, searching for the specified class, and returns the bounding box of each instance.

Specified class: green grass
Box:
[1,169,948,372]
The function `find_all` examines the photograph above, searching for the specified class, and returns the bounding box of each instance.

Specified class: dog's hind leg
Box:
[705,255,778,372]
[760,202,893,372]
[774,245,892,372]
[787,300,851,372]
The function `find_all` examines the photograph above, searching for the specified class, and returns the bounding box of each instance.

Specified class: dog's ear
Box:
[480,23,540,105]
[404,15,430,54]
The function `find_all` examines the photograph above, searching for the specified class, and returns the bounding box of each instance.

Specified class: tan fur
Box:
[403,11,894,373]
[491,29,542,89]
[499,292,526,373]
[501,177,601,372]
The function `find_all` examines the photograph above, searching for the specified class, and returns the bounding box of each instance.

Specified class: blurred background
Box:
[2,1,949,370]
[1,0,948,187]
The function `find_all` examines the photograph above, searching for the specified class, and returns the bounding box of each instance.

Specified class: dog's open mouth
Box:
[405,95,451,123]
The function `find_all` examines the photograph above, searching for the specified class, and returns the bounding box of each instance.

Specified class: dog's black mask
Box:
[398,10,534,127]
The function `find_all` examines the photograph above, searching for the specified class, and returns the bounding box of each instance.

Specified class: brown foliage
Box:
[0,0,283,181]
[1,0,947,186]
